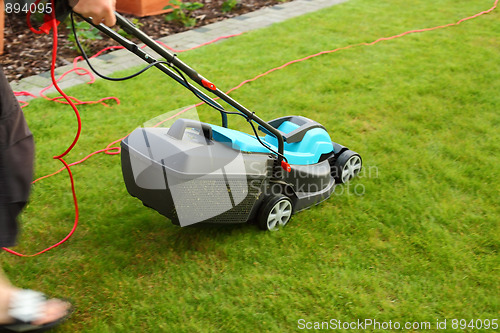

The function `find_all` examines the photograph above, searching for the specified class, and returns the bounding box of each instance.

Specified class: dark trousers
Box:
[0,67,35,247]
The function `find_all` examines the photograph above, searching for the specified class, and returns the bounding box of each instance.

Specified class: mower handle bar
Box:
[79,12,286,165]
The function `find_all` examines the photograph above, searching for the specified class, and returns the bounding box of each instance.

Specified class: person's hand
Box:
[69,0,116,26]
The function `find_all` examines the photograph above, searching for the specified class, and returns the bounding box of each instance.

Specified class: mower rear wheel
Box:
[258,195,293,231]
[334,150,362,184]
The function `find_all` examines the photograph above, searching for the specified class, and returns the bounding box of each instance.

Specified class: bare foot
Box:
[0,289,71,329]
[32,298,71,326]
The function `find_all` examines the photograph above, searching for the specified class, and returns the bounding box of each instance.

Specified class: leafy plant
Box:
[222,0,239,13]
[164,0,204,27]
[67,20,102,53]
[117,18,143,39]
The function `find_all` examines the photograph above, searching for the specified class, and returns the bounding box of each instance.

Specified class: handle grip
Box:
[167,119,213,141]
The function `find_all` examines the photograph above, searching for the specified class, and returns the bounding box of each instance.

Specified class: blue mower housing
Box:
[210,116,334,165]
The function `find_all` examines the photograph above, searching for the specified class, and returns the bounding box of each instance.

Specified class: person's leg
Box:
[0,67,71,329]
[0,66,33,248]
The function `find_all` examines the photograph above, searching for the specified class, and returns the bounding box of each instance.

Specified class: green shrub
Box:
[67,20,102,53]
[222,0,239,13]
[164,0,204,27]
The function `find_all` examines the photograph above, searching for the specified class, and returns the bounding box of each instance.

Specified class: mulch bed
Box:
[1,0,288,82]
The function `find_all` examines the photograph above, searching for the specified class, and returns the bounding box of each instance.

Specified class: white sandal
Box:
[0,289,71,332]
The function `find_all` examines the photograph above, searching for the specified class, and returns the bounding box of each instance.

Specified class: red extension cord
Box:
[3,0,80,256]
[3,0,498,256]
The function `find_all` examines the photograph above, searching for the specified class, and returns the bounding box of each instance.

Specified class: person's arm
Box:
[68,0,116,26]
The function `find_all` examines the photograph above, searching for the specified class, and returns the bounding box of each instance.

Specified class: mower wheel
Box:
[333,150,362,184]
[258,195,293,231]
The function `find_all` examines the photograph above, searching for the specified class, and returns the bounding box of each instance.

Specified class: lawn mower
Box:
[80,12,362,230]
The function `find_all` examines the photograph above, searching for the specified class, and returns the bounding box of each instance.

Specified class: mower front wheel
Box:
[333,150,362,184]
[258,195,293,231]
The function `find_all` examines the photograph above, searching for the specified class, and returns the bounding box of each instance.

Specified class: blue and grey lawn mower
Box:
[82,13,362,230]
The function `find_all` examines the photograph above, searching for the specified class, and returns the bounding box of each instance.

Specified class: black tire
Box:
[333,150,362,184]
[257,195,293,231]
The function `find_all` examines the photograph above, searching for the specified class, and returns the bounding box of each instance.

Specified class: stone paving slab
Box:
[11,0,349,101]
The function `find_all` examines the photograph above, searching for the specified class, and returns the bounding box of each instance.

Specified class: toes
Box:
[31,299,71,326]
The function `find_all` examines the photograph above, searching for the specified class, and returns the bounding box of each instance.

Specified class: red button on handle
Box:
[281,160,291,172]
[201,79,216,91]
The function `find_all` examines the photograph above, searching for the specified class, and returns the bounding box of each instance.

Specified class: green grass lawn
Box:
[2,0,499,331]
